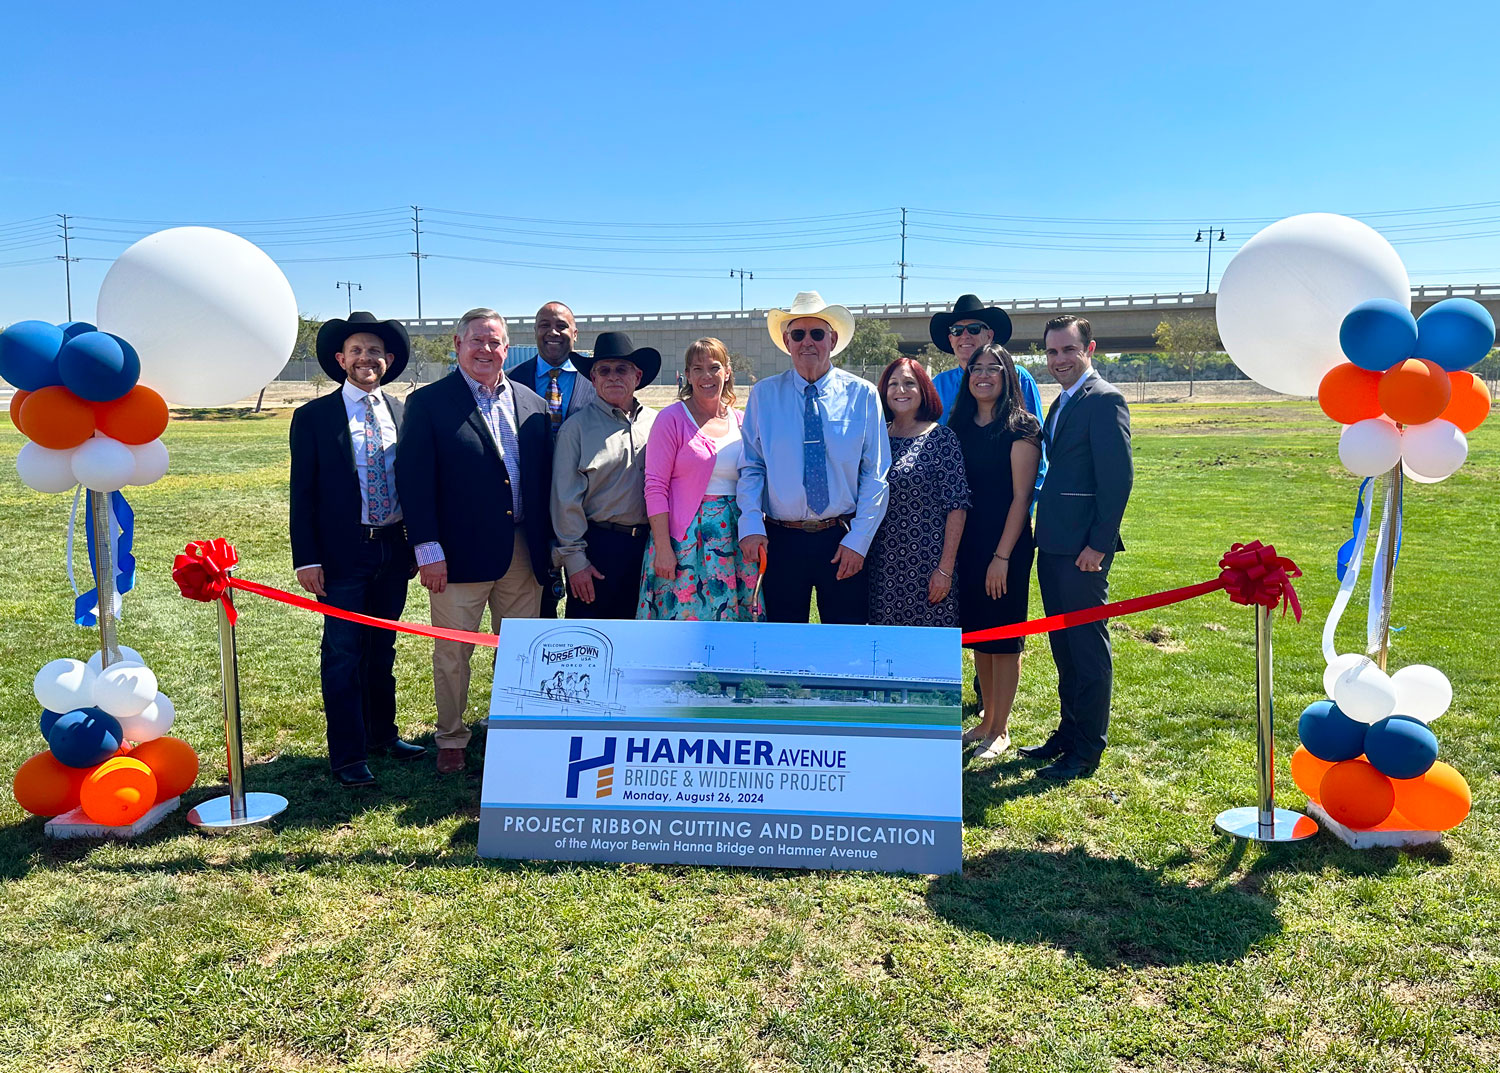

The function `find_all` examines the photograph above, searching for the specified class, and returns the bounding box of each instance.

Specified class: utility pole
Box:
[729,268,753,311]
[336,280,362,316]
[871,640,878,678]
[898,207,908,306]
[411,205,427,319]
[56,214,79,320]
[1195,226,1227,294]
[704,643,715,668]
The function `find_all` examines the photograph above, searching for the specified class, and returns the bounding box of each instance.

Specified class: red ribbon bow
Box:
[172,538,241,623]
[1217,540,1302,622]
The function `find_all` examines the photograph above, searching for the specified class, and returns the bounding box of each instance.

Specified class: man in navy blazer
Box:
[1022,315,1133,780]
[290,312,427,786]
[396,308,553,775]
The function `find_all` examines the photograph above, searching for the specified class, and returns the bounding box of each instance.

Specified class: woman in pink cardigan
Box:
[636,338,760,620]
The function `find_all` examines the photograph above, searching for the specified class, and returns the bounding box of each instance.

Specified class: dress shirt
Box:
[934,362,1047,493]
[1045,368,1097,442]
[736,366,890,557]
[533,356,579,419]
[550,395,657,574]
[413,368,524,568]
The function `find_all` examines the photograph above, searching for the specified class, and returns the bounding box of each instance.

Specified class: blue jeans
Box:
[318,535,414,772]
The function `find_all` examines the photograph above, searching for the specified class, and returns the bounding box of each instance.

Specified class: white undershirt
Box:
[703,420,743,496]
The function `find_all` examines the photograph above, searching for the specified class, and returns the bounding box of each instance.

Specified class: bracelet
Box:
[993,554,1009,561]
[934,567,951,579]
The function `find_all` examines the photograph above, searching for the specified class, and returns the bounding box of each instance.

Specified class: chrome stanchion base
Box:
[1214,806,1319,842]
[187,792,288,833]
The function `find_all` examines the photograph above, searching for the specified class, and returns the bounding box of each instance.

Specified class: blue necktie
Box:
[363,395,393,525]
[803,383,829,514]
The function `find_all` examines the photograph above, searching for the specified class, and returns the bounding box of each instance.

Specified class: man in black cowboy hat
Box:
[290,311,427,786]
[550,331,660,619]
[930,294,1044,435]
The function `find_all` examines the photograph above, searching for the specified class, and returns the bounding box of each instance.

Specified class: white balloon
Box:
[85,646,144,673]
[1391,664,1452,723]
[1402,461,1446,485]
[1332,659,1398,725]
[1338,418,1403,477]
[96,227,297,407]
[71,436,136,492]
[92,661,159,719]
[34,658,97,714]
[1401,420,1467,479]
[128,439,170,485]
[1217,213,1410,396]
[16,442,78,493]
[1323,652,1366,701]
[117,693,175,743]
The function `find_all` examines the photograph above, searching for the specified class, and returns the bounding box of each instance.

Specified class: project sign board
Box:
[478,619,963,874]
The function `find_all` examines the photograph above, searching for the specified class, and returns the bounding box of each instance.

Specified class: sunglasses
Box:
[788,328,828,342]
[948,323,988,337]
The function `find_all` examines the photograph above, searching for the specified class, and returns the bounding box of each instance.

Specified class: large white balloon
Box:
[1401,420,1467,479]
[1323,653,1366,701]
[16,442,79,493]
[86,646,144,673]
[1332,659,1398,725]
[118,693,175,743]
[1402,461,1446,485]
[92,661,159,720]
[34,658,97,714]
[71,436,136,492]
[1217,214,1410,396]
[127,439,170,485]
[95,227,297,407]
[1338,418,1402,477]
[1391,664,1452,723]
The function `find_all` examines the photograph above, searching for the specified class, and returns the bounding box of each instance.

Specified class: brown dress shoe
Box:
[436,747,466,775]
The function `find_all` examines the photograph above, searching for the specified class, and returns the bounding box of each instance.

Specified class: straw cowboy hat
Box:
[574,331,662,389]
[767,291,855,357]
[315,311,411,384]
[928,293,1013,353]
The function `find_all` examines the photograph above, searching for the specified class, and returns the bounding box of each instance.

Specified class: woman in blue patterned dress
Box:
[867,357,971,628]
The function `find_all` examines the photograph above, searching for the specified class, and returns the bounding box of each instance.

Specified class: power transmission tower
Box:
[898,207,908,306]
[56,214,79,320]
[336,280,363,315]
[411,206,428,319]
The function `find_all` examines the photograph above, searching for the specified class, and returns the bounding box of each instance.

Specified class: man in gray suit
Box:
[1020,315,1133,779]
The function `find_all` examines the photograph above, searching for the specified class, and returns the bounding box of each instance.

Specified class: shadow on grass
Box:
[960,757,1056,820]
[927,844,1280,968]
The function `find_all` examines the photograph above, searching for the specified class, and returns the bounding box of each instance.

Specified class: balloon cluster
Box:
[12,650,198,824]
[1324,297,1496,480]
[0,320,170,493]
[1292,656,1469,832]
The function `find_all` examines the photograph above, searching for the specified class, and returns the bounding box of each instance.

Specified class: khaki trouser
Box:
[428,531,542,749]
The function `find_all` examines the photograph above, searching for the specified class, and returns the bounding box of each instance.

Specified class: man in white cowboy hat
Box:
[737,291,890,624]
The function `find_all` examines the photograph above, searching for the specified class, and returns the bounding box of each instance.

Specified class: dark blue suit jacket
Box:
[1034,374,1133,557]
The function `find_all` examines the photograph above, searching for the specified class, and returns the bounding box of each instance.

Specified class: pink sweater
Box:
[643,401,745,541]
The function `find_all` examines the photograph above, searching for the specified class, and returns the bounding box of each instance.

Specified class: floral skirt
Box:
[636,496,759,621]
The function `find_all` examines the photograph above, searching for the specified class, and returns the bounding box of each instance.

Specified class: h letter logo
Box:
[566,736,617,799]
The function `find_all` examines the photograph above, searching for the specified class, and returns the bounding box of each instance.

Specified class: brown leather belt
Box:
[590,520,649,538]
[767,514,853,533]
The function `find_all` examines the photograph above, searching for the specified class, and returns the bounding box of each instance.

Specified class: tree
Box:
[740,677,768,700]
[837,318,902,378]
[918,341,957,375]
[1153,314,1221,396]
[409,332,455,379]
[693,672,721,695]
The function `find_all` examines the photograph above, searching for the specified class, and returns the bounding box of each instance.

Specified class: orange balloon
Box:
[1318,364,1384,425]
[9,389,31,431]
[1440,371,1491,433]
[129,736,199,800]
[1391,761,1471,831]
[18,385,95,449]
[1319,758,1395,829]
[12,750,88,816]
[93,385,169,445]
[1290,746,1335,803]
[1378,359,1452,425]
[79,757,158,826]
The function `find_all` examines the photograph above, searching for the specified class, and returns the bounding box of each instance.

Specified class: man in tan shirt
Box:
[550,332,660,619]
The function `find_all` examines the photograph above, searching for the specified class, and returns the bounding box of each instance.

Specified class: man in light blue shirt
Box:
[738,292,891,624]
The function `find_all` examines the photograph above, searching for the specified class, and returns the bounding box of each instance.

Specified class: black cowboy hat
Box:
[928,293,1014,353]
[574,331,661,389]
[315,312,411,384]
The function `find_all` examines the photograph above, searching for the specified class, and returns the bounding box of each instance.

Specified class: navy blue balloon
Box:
[0,320,65,391]
[1339,299,1418,371]
[1298,700,1367,762]
[56,331,141,402]
[59,321,98,341]
[1363,715,1439,780]
[1413,298,1497,372]
[46,706,123,768]
[39,708,65,738]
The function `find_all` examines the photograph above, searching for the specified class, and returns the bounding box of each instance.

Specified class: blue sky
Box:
[3,1,1498,324]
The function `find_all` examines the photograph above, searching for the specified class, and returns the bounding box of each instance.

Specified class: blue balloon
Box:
[1339,299,1418,371]
[59,321,98,341]
[46,706,123,769]
[39,708,65,738]
[1364,715,1439,780]
[1413,298,1497,372]
[56,331,141,402]
[0,320,65,391]
[1298,700,1367,762]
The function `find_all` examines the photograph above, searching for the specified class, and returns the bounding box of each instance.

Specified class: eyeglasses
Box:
[969,364,1005,376]
[788,328,828,342]
[948,323,988,337]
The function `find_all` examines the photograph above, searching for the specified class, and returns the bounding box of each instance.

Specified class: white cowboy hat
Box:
[767,291,855,357]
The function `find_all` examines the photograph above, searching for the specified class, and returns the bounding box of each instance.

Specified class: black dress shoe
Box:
[1037,755,1099,780]
[382,739,428,762]
[1018,737,1066,761]
[334,762,376,786]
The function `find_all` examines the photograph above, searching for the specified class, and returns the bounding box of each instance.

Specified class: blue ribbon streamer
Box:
[74,491,136,627]
[1336,477,1402,583]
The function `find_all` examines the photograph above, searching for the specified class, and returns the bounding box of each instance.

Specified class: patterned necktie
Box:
[803,383,829,514]
[363,394,393,525]
[546,368,564,435]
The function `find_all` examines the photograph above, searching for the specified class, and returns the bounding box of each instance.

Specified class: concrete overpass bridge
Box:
[625,664,961,703]
[400,284,1500,380]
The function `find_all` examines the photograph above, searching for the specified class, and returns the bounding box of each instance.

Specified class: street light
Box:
[729,269,753,311]
[336,280,363,315]
[1194,228,1227,295]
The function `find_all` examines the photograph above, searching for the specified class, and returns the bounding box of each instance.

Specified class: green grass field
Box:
[1,401,1497,1072]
